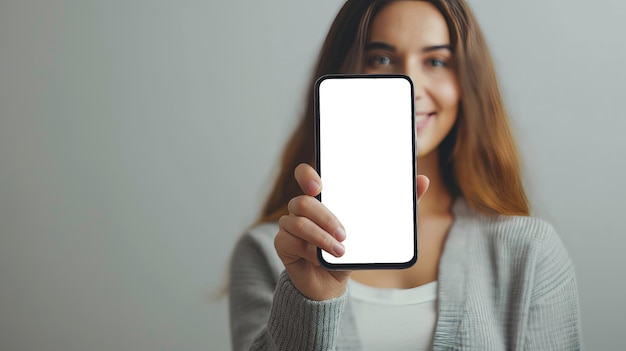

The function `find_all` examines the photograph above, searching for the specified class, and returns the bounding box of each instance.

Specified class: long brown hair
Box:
[259,0,529,222]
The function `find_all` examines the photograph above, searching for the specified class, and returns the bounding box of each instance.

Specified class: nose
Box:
[399,59,426,101]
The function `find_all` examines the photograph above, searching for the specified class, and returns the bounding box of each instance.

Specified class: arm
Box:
[523,228,583,350]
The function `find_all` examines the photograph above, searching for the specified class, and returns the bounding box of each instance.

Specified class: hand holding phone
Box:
[273,74,419,301]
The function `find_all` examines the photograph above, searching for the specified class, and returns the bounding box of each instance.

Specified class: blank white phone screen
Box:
[317,76,416,267]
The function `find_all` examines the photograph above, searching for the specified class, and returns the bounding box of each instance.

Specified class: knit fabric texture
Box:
[228,198,583,350]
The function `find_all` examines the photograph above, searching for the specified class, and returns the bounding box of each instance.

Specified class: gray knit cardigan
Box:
[228,199,583,350]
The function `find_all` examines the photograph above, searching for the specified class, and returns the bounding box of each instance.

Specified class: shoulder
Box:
[454,198,575,286]
[235,221,280,252]
[230,221,284,282]
[490,215,573,280]
[455,198,567,257]
[484,212,562,252]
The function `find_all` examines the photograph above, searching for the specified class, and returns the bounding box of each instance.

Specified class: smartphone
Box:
[314,74,417,270]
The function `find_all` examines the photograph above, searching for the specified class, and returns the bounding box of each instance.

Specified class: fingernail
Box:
[307,181,320,194]
[333,243,345,256]
[335,227,346,241]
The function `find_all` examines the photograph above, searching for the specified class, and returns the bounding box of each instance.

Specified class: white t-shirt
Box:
[347,279,438,351]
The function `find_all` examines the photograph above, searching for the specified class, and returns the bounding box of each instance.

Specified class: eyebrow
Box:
[364,42,452,53]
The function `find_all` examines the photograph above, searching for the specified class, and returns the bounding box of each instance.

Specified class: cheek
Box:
[433,78,460,116]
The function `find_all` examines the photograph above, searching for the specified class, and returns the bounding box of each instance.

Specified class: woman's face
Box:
[363,1,459,158]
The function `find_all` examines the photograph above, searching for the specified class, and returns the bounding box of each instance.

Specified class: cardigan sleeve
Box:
[523,226,583,350]
[228,231,349,351]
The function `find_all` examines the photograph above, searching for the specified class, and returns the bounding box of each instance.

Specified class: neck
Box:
[417,150,454,216]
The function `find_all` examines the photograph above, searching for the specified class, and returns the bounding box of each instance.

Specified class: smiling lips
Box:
[415,112,435,129]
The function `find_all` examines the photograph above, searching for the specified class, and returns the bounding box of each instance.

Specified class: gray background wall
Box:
[0,0,624,350]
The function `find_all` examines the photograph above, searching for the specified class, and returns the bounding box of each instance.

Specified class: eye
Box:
[427,58,447,67]
[366,55,392,66]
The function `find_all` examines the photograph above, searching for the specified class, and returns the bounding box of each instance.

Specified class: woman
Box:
[229,0,582,350]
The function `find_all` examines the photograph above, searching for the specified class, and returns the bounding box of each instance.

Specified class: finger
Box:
[279,214,345,257]
[274,227,321,266]
[287,195,346,241]
[416,175,430,203]
[294,163,322,196]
